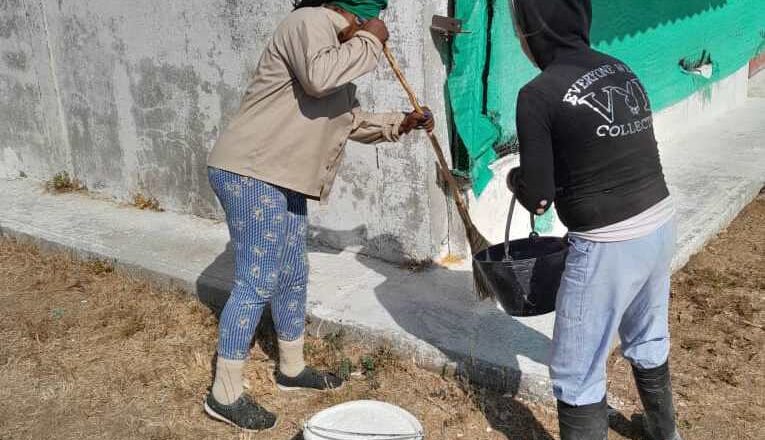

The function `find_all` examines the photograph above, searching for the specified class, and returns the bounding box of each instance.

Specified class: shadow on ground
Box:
[608,410,646,440]
[195,225,657,439]
[195,224,561,438]
[312,226,556,439]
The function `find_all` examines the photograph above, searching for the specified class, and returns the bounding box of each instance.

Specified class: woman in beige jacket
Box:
[204,0,433,431]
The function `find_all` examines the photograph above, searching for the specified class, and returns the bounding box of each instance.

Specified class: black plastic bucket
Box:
[473,196,569,317]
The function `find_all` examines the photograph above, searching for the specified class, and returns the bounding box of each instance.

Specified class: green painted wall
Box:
[450,0,765,195]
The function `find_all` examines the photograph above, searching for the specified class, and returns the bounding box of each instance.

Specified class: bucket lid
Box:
[303,400,424,440]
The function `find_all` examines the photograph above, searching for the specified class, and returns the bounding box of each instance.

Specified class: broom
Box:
[382,45,494,299]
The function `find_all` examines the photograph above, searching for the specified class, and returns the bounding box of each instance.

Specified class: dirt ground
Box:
[0,193,762,440]
[605,191,764,439]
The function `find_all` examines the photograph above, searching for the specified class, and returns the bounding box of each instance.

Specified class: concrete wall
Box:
[0,0,454,263]
[0,0,69,181]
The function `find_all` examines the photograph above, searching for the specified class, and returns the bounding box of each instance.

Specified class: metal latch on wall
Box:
[431,15,468,36]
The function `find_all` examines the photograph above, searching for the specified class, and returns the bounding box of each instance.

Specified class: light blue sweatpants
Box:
[551,219,676,406]
[208,167,309,361]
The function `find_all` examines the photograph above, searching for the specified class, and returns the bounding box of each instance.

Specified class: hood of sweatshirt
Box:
[511,0,592,69]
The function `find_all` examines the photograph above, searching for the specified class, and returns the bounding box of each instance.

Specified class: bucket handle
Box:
[503,194,539,262]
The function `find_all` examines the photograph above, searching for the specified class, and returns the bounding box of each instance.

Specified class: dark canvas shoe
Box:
[275,367,344,391]
[203,394,277,432]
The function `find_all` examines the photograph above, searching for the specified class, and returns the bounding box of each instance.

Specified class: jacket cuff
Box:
[354,30,384,54]
[388,112,406,140]
[507,167,520,192]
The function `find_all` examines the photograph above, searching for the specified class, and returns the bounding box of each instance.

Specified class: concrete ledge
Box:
[2,98,763,404]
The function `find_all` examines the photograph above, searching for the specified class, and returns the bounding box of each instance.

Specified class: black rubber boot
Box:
[632,362,683,440]
[557,397,608,440]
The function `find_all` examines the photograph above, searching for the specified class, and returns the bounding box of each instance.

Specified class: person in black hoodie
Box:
[507,1,683,439]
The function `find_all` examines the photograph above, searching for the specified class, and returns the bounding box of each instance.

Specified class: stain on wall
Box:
[0,1,22,39]
[58,14,123,190]
[127,59,213,215]
[3,50,27,70]
[0,0,68,178]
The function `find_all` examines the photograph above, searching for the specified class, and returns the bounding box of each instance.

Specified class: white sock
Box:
[278,336,306,378]
[212,357,245,405]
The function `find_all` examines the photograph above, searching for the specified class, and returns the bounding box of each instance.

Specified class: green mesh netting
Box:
[447,0,499,196]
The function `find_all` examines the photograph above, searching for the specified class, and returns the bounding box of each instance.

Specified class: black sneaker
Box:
[203,394,277,432]
[275,367,344,391]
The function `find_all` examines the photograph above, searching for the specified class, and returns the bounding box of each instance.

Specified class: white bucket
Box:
[303,400,424,440]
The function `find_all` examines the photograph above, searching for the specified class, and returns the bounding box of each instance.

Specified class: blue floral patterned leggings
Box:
[208,167,308,361]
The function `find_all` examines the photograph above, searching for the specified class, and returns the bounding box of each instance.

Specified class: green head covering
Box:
[330,0,388,20]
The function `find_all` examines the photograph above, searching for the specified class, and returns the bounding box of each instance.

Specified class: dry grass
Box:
[0,240,555,440]
[1,194,762,440]
[131,193,164,212]
[45,171,86,193]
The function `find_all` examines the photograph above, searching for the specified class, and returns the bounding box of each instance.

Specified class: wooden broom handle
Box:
[383,45,424,114]
[382,45,473,218]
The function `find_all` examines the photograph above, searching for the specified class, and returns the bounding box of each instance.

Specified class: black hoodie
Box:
[508,0,669,232]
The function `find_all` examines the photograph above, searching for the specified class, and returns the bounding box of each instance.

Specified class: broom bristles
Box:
[466,227,491,255]
[454,186,493,300]
[467,225,495,301]
[473,269,495,301]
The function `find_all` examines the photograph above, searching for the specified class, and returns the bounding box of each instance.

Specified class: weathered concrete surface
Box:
[0,0,453,263]
[749,68,765,98]
[2,97,763,402]
[0,1,70,180]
